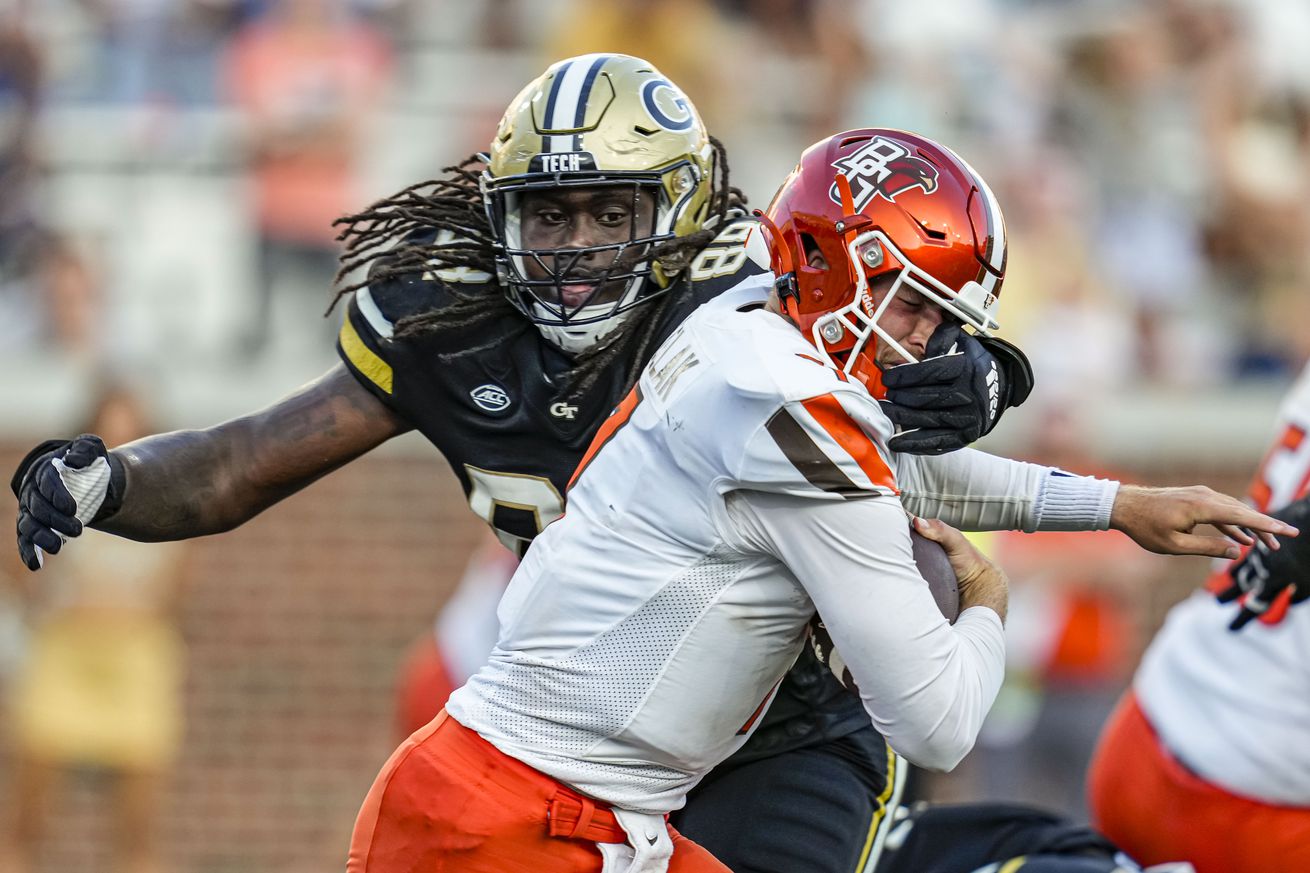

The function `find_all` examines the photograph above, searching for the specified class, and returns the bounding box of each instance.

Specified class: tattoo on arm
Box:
[97,365,410,541]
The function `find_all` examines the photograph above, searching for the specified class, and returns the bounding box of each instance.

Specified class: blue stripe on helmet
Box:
[541,59,571,151]
[574,56,609,127]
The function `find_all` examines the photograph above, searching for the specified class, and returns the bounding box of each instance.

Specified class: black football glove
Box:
[882,324,1034,456]
[11,434,124,571]
[1212,494,1310,631]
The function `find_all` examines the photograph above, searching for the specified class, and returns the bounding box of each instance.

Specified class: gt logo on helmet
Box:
[641,78,694,131]
[829,136,939,211]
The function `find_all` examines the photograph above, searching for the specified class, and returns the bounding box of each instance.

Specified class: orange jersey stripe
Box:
[736,678,783,735]
[1250,423,1306,511]
[800,393,897,493]
[568,384,642,491]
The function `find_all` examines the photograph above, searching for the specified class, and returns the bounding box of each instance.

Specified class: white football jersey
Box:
[1135,362,1310,806]
[446,278,1013,813]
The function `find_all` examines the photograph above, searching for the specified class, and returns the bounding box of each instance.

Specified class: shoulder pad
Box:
[699,306,856,405]
[359,230,496,329]
[338,234,498,397]
[736,386,898,500]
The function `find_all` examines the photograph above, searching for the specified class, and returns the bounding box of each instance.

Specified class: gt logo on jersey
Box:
[550,401,579,419]
[830,136,938,212]
[471,384,511,413]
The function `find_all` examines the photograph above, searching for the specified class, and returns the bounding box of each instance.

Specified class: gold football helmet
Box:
[482,53,715,354]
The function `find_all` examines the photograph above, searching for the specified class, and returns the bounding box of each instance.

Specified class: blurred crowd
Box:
[0,0,1305,398]
[0,0,1307,870]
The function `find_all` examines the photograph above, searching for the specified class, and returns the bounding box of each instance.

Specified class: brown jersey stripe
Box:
[765,406,868,497]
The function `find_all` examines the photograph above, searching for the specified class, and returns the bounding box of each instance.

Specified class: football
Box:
[912,527,960,624]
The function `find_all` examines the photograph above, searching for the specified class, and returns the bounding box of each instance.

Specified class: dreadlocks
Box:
[328,137,747,398]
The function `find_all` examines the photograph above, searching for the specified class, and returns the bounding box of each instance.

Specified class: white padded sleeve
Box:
[897,449,1119,532]
[725,489,1005,771]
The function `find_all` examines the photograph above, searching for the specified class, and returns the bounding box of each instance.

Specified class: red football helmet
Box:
[756,129,1007,390]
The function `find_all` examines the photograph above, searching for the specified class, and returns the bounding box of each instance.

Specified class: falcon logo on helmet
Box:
[757,128,1006,395]
[829,136,939,211]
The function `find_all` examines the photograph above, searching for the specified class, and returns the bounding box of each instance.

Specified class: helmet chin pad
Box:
[531,301,639,355]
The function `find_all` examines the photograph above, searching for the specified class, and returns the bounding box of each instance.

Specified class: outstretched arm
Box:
[104,364,410,539]
[898,449,1297,558]
[13,364,410,565]
[1110,484,1298,559]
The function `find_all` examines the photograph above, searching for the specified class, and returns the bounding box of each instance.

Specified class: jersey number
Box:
[463,465,564,554]
[688,222,753,281]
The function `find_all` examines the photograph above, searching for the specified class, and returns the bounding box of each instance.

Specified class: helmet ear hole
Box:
[692,199,710,226]
[799,233,826,270]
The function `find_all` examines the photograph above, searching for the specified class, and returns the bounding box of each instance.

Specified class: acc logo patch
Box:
[641,77,694,131]
[470,384,512,413]
[830,136,939,212]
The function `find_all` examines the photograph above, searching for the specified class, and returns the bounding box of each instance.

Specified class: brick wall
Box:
[0,445,484,873]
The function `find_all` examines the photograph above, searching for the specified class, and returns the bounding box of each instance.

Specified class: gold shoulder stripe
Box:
[339,317,393,395]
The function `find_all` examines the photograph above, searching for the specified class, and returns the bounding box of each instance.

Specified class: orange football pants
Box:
[1088,691,1310,873]
[347,710,731,873]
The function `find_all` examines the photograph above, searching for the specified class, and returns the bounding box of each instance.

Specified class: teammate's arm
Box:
[14,364,409,562]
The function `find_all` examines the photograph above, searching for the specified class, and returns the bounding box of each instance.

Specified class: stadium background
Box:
[0,1,1306,870]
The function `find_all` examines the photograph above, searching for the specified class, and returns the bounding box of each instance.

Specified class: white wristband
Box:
[1034,471,1120,531]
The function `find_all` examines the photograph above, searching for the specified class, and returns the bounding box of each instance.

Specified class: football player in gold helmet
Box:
[481,53,719,354]
[331,53,746,396]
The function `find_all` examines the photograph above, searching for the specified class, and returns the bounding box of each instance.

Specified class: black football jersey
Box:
[337,219,764,555]
[336,217,873,759]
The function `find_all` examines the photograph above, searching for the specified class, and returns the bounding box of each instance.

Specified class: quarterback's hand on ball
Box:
[809,516,1007,692]
[11,434,122,571]
[912,516,1008,625]
[1211,494,1310,631]
[882,324,1033,456]
[1109,484,1299,560]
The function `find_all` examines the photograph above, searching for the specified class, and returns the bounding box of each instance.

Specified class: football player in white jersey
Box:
[3,57,1036,873]
[344,129,1295,873]
[1088,361,1310,873]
